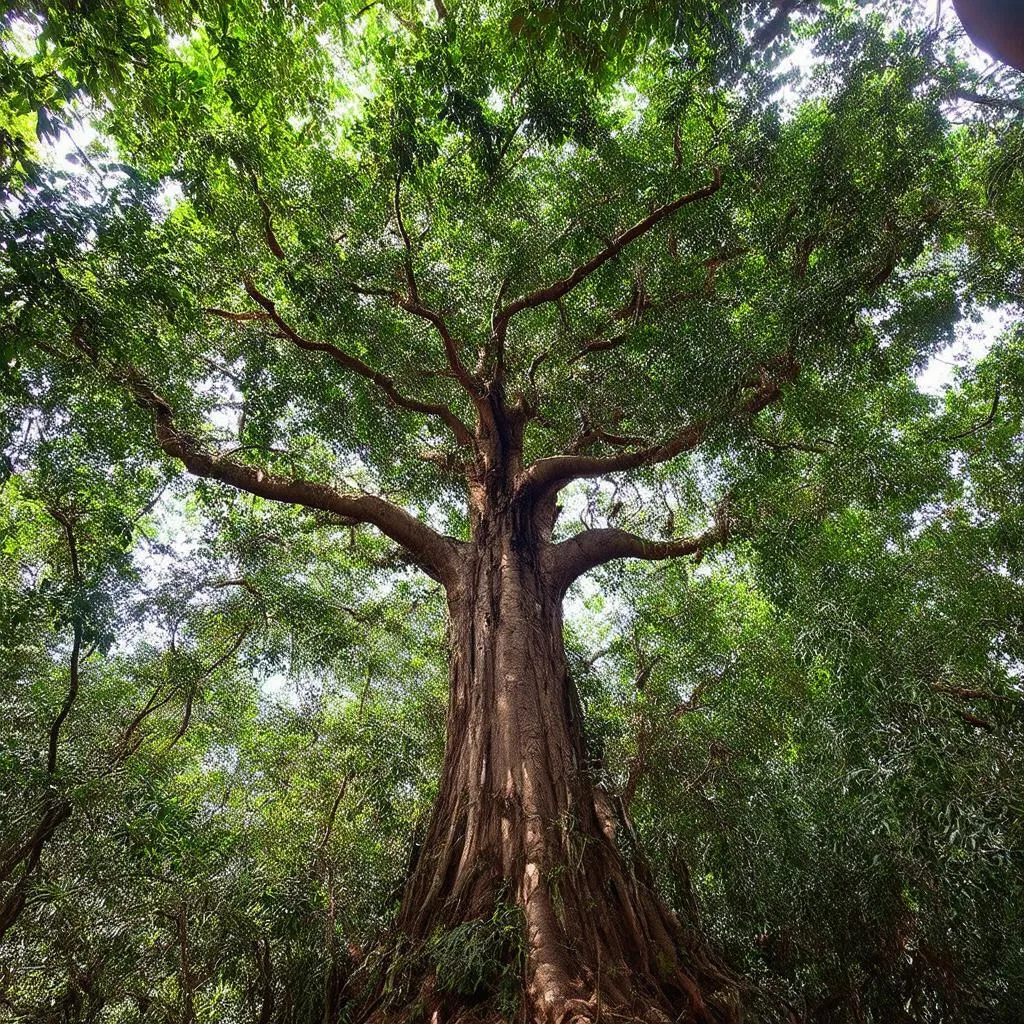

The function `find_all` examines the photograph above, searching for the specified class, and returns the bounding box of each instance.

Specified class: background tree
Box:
[2,1,1022,1023]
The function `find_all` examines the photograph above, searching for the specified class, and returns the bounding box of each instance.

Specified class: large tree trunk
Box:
[377,508,743,1024]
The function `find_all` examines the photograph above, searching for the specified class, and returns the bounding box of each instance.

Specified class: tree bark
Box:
[378,505,741,1024]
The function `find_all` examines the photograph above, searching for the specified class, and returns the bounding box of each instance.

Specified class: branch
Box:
[490,276,510,377]
[241,281,474,447]
[527,346,553,392]
[939,385,1000,442]
[494,169,723,333]
[205,308,272,323]
[258,195,287,260]
[566,284,705,365]
[247,171,287,261]
[109,684,179,763]
[387,182,483,397]
[522,354,797,498]
[0,796,72,942]
[164,622,251,752]
[344,183,481,399]
[931,682,1009,702]
[126,373,463,586]
[394,176,419,303]
[0,509,81,936]
[0,798,72,889]
[573,428,651,454]
[951,88,1024,114]
[548,513,730,592]
[347,284,483,399]
[45,508,83,776]
[960,710,995,732]
[754,431,831,455]
[520,423,705,498]
[565,247,746,366]
[569,332,628,364]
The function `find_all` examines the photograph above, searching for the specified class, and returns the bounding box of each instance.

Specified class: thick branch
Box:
[246,171,288,261]
[931,682,1009,702]
[521,425,705,497]
[494,169,723,332]
[0,797,72,889]
[0,796,72,942]
[548,515,729,592]
[569,332,628,363]
[242,281,474,447]
[952,88,1024,114]
[257,194,287,260]
[126,374,463,586]
[960,711,995,732]
[520,353,797,498]
[0,510,81,938]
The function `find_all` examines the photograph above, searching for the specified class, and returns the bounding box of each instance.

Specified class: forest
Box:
[1,1,1022,1022]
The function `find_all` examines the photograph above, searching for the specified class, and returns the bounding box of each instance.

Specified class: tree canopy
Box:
[1,1,1022,1022]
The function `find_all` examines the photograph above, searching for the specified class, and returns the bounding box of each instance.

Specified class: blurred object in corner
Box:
[952,0,1024,72]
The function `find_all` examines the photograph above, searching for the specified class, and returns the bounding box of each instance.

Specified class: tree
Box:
[2,1,1022,1022]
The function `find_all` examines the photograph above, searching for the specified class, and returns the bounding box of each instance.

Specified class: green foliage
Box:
[580,346,1024,1017]
[429,899,526,1017]
[2,0,1023,1021]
